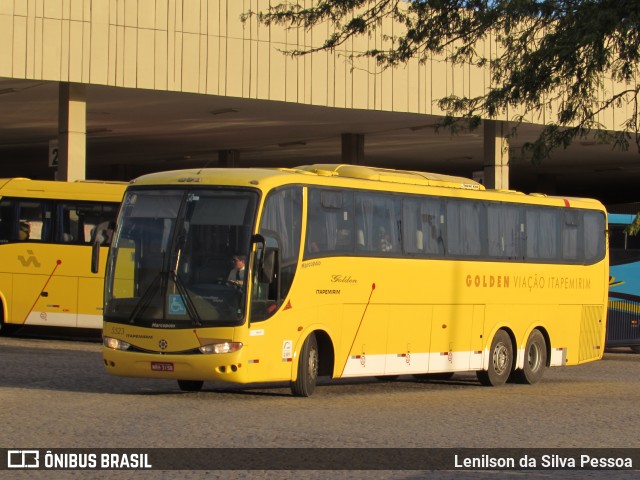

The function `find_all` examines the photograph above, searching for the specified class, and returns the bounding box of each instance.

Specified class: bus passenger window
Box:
[525,208,558,260]
[584,211,605,262]
[306,188,353,257]
[562,211,580,260]
[0,200,14,242]
[16,201,51,242]
[402,198,443,256]
[487,204,521,258]
[355,192,400,254]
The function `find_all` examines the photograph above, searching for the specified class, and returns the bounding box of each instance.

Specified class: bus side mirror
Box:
[91,241,100,274]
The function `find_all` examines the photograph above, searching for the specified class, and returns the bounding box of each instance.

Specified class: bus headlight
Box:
[103,336,131,351]
[198,342,243,354]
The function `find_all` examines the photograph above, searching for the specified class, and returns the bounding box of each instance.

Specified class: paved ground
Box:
[1,329,639,479]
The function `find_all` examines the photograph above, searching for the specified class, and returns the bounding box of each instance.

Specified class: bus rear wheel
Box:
[177,380,204,392]
[514,329,547,384]
[291,333,318,397]
[477,329,513,386]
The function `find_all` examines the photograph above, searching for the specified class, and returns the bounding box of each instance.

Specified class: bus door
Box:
[247,187,302,381]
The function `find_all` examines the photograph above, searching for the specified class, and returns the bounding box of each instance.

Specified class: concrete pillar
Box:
[219,149,239,167]
[56,83,86,181]
[341,133,365,165]
[483,120,509,190]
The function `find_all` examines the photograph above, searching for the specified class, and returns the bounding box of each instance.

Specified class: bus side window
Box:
[445,199,483,257]
[487,204,521,259]
[16,200,51,242]
[58,203,80,243]
[402,197,444,256]
[85,203,120,245]
[0,200,14,243]
[584,211,605,262]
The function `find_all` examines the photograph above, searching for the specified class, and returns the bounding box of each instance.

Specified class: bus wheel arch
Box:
[290,329,335,397]
[0,295,16,336]
[513,328,549,385]
[313,329,335,378]
[477,328,515,387]
[0,296,5,333]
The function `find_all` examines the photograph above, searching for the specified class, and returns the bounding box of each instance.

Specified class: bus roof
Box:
[129,165,605,210]
[0,178,127,201]
[294,164,484,190]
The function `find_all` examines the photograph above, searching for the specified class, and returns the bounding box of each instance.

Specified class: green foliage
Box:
[245,0,640,162]
[626,213,640,236]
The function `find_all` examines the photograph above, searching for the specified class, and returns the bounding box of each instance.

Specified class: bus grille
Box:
[579,306,603,362]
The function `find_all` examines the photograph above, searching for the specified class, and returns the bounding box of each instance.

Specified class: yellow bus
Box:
[102,165,608,396]
[0,178,126,333]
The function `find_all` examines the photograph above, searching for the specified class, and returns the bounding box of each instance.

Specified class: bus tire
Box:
[0,310,18,336]
[477,329,513,386]
[291,333,318,397]
[177,380,204,392]
[514,329,547,384]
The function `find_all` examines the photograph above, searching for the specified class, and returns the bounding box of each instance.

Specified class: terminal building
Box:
[0,1,637,205]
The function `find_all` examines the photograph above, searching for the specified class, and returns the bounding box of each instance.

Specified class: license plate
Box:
[151,362,174,372]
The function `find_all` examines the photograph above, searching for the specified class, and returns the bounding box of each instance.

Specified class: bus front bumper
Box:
[102,347,250,383]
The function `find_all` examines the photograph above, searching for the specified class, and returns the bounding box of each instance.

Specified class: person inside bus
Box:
[93,220,115,246]
[228,254,246,285]
[18,221,30,241]
[378,226,393,252]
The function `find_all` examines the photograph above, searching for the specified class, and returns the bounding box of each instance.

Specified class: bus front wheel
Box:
[477,330,513,387]
[513,329,547,384]
[291,333,318,397]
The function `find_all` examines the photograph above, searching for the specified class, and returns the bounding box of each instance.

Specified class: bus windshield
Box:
[104,188,258,328]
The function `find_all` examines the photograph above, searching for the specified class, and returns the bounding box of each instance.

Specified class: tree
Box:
[245,0,640,163]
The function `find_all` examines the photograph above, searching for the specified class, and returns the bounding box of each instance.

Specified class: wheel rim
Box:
[527,342,541,371]
[492,342,509,375]
[308,348,319,381]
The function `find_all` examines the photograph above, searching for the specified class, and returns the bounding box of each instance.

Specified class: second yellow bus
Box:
[0,178,126,333]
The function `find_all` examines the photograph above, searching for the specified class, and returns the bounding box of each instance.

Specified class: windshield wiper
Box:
[170,270,202,327]
[128,273,162,324]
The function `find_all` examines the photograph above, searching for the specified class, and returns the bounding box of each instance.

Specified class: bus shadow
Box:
[0,339,486,397]
[0,333,499,397]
